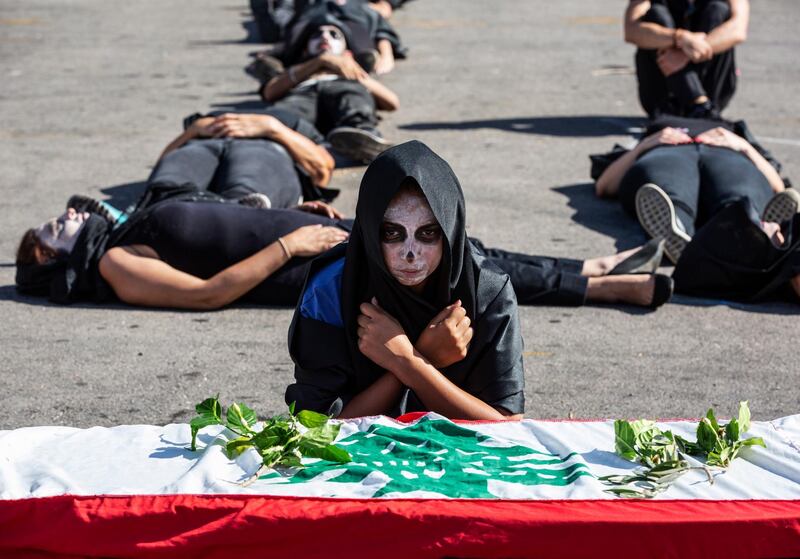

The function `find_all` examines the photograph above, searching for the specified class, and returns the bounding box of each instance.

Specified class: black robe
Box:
[285,140,525,417]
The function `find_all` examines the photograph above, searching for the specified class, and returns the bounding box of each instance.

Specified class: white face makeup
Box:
[35,207,89,256]
[380,188,443,292]
[307,25,347,56]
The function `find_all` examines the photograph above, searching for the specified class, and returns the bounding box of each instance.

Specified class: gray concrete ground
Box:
[1,1,798,428]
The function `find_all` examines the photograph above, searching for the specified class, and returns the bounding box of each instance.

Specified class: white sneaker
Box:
[635,183,692,264]
[761,189,800,224]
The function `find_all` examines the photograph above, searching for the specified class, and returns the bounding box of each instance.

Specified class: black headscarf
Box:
[287,141,525,416]
[673,199,800,302]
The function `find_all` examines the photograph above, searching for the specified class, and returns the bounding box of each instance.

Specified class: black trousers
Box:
[147,138,303,209]
[635,0,737,117]
[270,79,378,136]
[470,238,588,306]
[618,144,773,236]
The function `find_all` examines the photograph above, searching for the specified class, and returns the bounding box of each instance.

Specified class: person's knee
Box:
[698,0,731,31]
[642,4,674,27]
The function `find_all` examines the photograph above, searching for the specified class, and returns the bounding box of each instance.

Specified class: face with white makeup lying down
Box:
[380,186,444,293]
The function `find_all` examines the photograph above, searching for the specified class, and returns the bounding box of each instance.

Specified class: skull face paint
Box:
[307,25,347,57]
[380,186,443,292]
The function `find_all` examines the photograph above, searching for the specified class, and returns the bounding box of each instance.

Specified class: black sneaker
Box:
[634,183,692,264]
[761,190,800,224]
[238,193,272,209]
[327,127,393,164]
[245,53,285,83]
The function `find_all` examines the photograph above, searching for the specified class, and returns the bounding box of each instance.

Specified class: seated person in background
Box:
[261,14,399,163]
[624,0,749,118]
[285,142,672,421]
[159,108,337,206]
[593,116,800,302]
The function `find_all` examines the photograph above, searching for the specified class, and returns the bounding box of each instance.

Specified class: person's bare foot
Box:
[586,275,659,306]
[581,246,643,277]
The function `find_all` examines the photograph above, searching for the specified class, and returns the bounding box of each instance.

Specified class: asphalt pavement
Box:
[1,0,798,428]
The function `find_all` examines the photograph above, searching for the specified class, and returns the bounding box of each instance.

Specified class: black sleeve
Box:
[467,278,526,415]
[285,315,355,416]
[589,144,629,181]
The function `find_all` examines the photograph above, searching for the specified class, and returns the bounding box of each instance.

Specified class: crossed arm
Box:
[339,299,522,421]
[624,0,749,59]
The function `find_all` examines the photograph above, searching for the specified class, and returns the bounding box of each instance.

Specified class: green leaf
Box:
[288,401,296,416]
[301,423,341,448]
[251,429,280,451]
[725,418,740,444]
[614,420,638,460]
[675,435,703,456]
[302,443,352,464]
[190,415,222,452]
[737,401,751,434]
[296,409,329,429]
[740,436,766,448]
[225,436,254,457]
[195,396,222,420]
[697,418,720,453]
[226,402,258,435]
[278,453,304,468]
[705,408,720,432]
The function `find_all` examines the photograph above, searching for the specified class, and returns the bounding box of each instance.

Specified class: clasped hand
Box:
[357,298,473,373]
[191,113,282,139]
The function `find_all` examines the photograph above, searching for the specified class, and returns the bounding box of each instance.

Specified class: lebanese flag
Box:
[1,413,799,558]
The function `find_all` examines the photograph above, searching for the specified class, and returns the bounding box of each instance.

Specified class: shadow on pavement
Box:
[399,115,646,137]
[552,182,645,251]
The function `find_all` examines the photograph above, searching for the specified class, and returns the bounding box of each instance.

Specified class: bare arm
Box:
[624,0,677,48]
[374,39,395,75]
[339,372,404,418]
[359,75,399,111]
[98,225,348,310]
[706,0,749,54]
[262,57,326,102]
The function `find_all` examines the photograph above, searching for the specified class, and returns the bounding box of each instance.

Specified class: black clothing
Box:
[674,199,800,302]
[269,78,379,136]
[114,202,347,305]
[619,142,773,236]
[149,139,303,209]
[635,0,737,117]
[287,141,525,417]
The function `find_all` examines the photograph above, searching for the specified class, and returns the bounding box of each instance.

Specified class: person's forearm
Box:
[360,76,399,111]
[743,145,784,193]
[624,1,677,48]
[390,352,505,420]
[705,0,748,54]
[270,123,334,186]
[339,372,404,418]
[263,58,322,102]
[595,145,645,198]
[377,39,394,63]
[197,241,291,308]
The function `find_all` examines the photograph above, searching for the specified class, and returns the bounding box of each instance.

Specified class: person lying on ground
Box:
[159,108,337,205]
[624,0,749,118]
[15,179,672,310]
[250,0,405,75]
[593,115,800,302]
[285,141,672,421]
[260,15,399,163]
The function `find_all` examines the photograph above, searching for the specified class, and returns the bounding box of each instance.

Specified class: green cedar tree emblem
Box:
[259,417,591,498]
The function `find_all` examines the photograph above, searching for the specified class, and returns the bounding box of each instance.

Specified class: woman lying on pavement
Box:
[593,114,800,302]
[285,141,673,420]
[159,107,338,205]
[260,14,399,163]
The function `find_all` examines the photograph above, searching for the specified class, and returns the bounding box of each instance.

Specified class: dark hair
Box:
[16,228,58,266]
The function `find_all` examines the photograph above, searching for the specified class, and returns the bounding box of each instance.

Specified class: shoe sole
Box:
[635,183,691,265]
[327,128,392,164]
[761,190,800,224]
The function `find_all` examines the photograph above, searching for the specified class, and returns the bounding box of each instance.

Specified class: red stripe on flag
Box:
[1,495,798,558]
